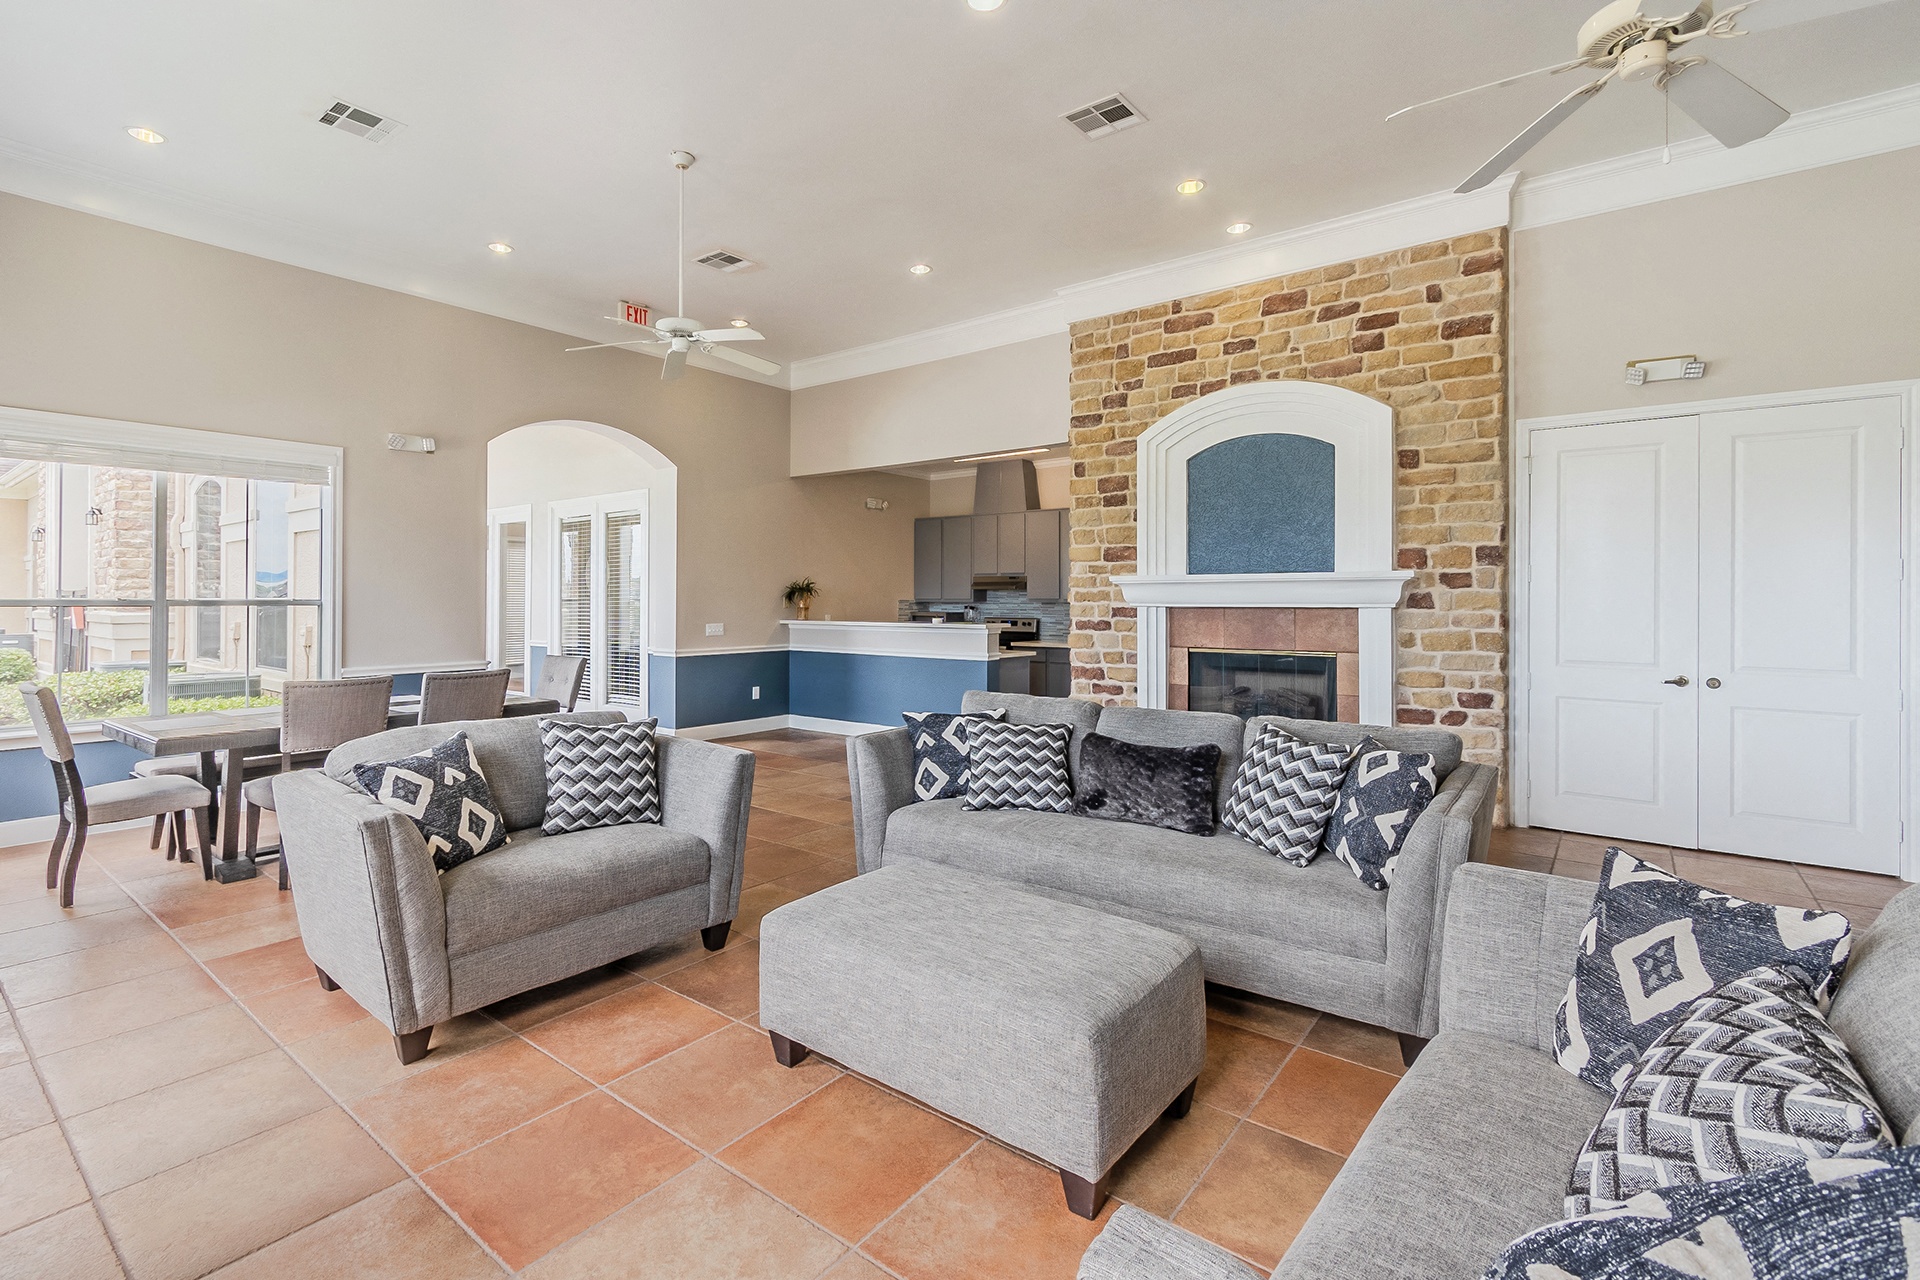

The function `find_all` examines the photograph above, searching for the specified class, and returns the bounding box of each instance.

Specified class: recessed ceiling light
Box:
[1175,179,1206,195]
[730,318,750,328]
[967,0,1004,9]
[486,242,513,255]
[126,127,165,145]
[909,263,933,275]
[1227,222,1252,235]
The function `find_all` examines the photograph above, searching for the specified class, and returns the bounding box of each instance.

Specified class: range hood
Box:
[970,459,1041,591]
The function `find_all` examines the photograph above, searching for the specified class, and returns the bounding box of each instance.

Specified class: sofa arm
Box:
[1384,760,1498,1037]
[657,735,755,927]
[847,728,914,875]
[1438,861,1597,1054]
[1078,1206,1263,1280]
[273,770,451,1036]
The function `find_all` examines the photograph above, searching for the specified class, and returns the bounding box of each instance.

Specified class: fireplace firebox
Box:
[1189,650,1337,722]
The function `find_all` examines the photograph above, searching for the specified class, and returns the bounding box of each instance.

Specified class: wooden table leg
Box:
[212,748,258,882]
[198,751,220,841]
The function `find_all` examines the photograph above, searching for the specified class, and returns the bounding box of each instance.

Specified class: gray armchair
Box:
[273,712,754,1064]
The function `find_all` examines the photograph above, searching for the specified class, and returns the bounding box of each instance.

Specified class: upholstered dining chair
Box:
[533,653,587,712]
[19,684,213,906]
[243,675,394,890]
[134,754,203,863]
[417,668,511,725]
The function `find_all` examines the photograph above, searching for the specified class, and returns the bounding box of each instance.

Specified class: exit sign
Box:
[619,301,650,327]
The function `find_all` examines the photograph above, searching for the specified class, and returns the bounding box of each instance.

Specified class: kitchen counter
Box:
[781,621,1033,728]
[783,619,1016,660]
[1008,639,1071,650]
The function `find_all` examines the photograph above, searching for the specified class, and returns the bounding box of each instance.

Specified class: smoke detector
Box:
[317,101,405,142]
[694,249,756,273]
[1063,94,1146,140]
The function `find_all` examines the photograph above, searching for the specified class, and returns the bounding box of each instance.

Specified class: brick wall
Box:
[1066,229,1509,779]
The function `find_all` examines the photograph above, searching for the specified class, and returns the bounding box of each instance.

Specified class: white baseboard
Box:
[0,815,147,851]
[663,714,892,741]
[789,715,893,736]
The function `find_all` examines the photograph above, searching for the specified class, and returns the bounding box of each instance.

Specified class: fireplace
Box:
[1189,650,1337,722]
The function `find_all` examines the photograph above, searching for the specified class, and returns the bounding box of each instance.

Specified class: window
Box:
[0,407,338,734]
[550,494,647,711]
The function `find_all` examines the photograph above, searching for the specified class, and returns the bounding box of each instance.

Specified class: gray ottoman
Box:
[758,860,1207,1218]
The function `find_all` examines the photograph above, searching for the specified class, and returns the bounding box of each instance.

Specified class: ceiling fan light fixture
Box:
[967,0,1004,9]
[730,318,750,328]
[1226,221,1252,235]
[126,127,165,144]
[486,242,513,255]
[1175,178,1206,195]
[909,263,933,275]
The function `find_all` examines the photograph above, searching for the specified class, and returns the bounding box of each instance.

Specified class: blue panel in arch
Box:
[1187,434,1336,574]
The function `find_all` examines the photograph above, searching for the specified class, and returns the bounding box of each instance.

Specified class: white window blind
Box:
[558,516,592,688]
[605,510,645,706]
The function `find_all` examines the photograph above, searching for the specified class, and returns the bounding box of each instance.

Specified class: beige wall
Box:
[790,333,1070,475]
[1513,145,1920,420]
[0,193,925,668]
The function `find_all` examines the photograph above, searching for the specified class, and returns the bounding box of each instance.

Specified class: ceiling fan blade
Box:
[1736,0,1897,32]
[565,337,663,353]
[1662,60,1790,148]
[700,343,782,377]
[693,327,765,342]
[661,345,689,381]
[1455,75,1612,192]
[1386,58,1594,122]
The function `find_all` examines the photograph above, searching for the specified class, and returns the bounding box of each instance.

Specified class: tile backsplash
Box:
[896,590,1071,641]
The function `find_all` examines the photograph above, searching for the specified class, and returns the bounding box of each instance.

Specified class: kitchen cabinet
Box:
[912,509,1068,601]
[1019,646,1071,697]
[940,516,973,600]
[913,518,944,601]
[971,516,997,574]
[996,513,1027,573]
[1024,509,1067,601]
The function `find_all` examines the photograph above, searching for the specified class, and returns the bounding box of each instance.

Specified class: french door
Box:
[550,493,648,712]
[1527,396,1904,873]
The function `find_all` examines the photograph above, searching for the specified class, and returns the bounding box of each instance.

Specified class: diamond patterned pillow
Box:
[1489,1148,1920,1280]
[1567,966,1892,1217]
[902,709,1007,802]
[1321,737,1439,890]
[540,718,661,834]
[1554,848,1854,1092]
[1220,724,1356,864]
[350,731,510,872]
[961,720,1073,813]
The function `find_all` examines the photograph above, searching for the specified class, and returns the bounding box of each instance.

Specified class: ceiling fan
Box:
[1389,0,1846,193]
[566,151,779,381]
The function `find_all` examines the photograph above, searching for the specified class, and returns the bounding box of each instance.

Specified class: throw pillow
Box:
[350,731,510,872]
[540,718,661,834]
[1567,966,1892,1216]
[902,708,1007,802]
[961,720,1073,813]
[1321,737,1439,890]
[1554,848,1853,1092]
[1071,732,1221,836]
[1219,723,1356,864]
[1486,1147,1920,1280]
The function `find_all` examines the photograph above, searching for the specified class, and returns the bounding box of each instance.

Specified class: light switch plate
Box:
[705,622,724,636]
[751,686,761,700]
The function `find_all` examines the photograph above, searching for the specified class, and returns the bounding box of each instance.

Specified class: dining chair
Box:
[533,653,588,712]
[133,755,202,863]
[417,668,511,725]
[243,675,394,890]
[19,684,214,905]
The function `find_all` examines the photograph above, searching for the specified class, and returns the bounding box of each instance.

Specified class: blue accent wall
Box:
[1187,433,1336,574]
[0,739,147,823]
[788,652,991,725]
[389,671,425,696]
[669,650,790,729]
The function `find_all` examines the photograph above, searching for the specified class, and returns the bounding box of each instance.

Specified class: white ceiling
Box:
[2,0,1917,384]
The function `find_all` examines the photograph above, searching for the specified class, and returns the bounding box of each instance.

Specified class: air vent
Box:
[317,101,405,142]
[694,249,755,273]
[1063,94,1145,140]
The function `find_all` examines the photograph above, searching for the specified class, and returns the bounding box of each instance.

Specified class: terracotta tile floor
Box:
[0,729,1905,1278]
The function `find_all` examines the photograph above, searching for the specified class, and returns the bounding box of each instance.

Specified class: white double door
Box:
[1527,396,1904,873]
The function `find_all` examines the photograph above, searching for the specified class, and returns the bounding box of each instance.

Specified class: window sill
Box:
[0,724,120,752]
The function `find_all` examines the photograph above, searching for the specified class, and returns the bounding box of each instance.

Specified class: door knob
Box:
[1705,678,1722,689]
[1664,676,1690,687]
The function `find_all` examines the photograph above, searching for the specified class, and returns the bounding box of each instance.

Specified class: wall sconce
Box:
[30,526,45,543]
[1626,355,1707,385]
[85,507,102,526]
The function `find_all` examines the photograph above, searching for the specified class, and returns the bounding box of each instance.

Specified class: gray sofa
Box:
[847,691,1498,1041]
[274,712,754,1063]
[1078,864,1920,1280]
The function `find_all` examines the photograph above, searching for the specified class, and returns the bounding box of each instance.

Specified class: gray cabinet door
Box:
[913,518,943,601]
[1046,649,1071,697]
[996,513,1027,574]
[1025,509,1065,600]
[971,516,996,576]
[941,516,973,600]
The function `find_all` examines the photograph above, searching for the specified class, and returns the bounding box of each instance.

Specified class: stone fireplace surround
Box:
[1168,607,1360,722]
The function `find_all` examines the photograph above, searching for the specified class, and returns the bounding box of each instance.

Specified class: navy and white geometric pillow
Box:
[1554,848,1853,1092]
[1321,737,1438,890]
[1567,966,1892,1216]
[902,709,1007,802]
[1220,724,1356,865]
[961,720,1073,813]
[1487,1147,1920,1280]
[539,718,660,834]
[351,731,510,872]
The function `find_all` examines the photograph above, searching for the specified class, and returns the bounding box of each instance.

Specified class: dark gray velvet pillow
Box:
[1072,731,1220,835]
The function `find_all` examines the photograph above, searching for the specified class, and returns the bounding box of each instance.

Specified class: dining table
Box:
[99,693,561,881]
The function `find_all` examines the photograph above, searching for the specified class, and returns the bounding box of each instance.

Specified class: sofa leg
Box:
[394,1028,432,1065]
[701,921,732,951]
[1060,1169,1109,1220]
[315,966,339,992]
[1397,1033,1429,1068]
[769,1031,809,1068]
[1163,1078,1197,1122]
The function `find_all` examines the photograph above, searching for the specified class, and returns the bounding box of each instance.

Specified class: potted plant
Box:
[783,577,819,620]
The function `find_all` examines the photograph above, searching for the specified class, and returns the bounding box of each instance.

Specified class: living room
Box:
[1,2,1918,1277]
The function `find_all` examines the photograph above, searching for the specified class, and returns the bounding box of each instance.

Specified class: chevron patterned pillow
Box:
[1567,965,1892,1217]
[1220,724,1356,865]
[540,718,661,835]
[960,720,1073,813]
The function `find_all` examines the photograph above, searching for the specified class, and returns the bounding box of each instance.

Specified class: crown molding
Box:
[1511,81,1920,230]
[786,294,1067,390]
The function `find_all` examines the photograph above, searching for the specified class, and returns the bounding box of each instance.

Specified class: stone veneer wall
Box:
[1065,229,1509,777]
